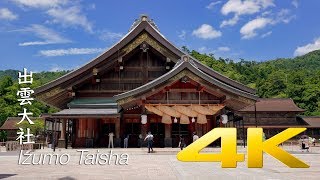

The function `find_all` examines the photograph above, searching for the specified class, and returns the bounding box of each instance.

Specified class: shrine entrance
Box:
[149,122,165,147]
[172,123,191,148]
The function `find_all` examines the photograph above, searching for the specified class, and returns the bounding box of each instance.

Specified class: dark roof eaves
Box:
[34,21,149,95]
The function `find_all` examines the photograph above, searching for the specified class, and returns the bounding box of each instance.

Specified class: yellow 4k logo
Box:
[177,128,309,168]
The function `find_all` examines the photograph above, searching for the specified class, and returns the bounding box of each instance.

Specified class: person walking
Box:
[108,132,114,148]
[144,131,154,153]
[124,135,129,148]
[301,137,309,152]
[138,134,143,148]
[312,137,316,146]
[179,135,185,150]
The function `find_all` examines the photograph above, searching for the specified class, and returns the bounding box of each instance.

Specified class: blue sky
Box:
[0,0,320,71]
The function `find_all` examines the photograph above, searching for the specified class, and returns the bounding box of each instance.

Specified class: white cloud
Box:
[12,0,68,9]
[0,8,18,20]
[261,31,272,38]
[206,1,222,9]
[178,30,187,40]
[15,24,71,46]
[49,64,66,72]
[240,17,272,39]
[47,6,93,33]
[99,30,123,41]
[221,0,274,16]
[292,0,299,8]
[11,0,93,33]
[88,4,96,10]
[39,48,105,57]
[198,46,209,53]
[220,0,274,27]
[240,9,295,39]
[198,46,231,54]
[261,10,272,16]
[294,38,320,56]
[275,9,295,24]
[192,24,222,39]
[217,46,231,52]
[220,15,239,27]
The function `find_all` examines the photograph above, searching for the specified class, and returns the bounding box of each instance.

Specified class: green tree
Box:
[19,119,45,136]
[0,130,7,142]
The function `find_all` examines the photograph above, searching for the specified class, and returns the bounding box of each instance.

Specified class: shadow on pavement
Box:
[58,176,77,180]
[0,174,17,179]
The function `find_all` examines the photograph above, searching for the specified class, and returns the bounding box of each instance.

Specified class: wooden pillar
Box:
[164,124,172,147]
[165,124,171,138]
[59,119,66,140]
[115,117,120,139]
[141,115,147,137]
[114,117,121,147]
[58,119,66,148]
[53,118,56,152]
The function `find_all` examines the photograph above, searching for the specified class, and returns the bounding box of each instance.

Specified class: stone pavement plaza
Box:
[0,146,319,180]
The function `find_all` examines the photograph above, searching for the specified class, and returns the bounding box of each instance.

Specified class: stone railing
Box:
[4,141,34,151]
[0,142,6,152]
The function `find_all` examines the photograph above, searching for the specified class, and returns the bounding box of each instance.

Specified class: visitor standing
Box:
[108,132,114,148]
[179,135,185,150]
[144,131,154,153]
[124,135,129,148]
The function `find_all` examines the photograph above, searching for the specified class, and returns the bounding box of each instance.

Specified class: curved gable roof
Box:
[35,16,255,99]
[114,58,258,102]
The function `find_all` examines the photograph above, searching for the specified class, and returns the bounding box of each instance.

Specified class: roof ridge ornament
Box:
[180,55,198,68]
[129,14,160,32]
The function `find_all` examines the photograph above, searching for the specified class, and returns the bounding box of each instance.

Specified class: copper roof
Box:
[0,117,44,130]
[238,98,305,113]
[0,117,19,130]
[52,108,119,118]
[302,117,320,128]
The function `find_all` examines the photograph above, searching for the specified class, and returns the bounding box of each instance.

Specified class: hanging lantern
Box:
[174,117,178,123]
[191,117,195,123]
[221,114,228,124]
[141,114,147,124]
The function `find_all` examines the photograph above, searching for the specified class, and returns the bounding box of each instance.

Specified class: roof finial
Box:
[140,14,148,21]
[129,14,160,32]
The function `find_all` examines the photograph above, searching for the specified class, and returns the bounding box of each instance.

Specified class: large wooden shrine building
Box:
[34,15,308,148]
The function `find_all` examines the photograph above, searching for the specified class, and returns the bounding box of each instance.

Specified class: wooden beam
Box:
[168,88,199,93]
[122,66,165,71]
[101,78,143,83]
[145,100,221,104]
[77,90,124,93]
[145,103,224,106]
